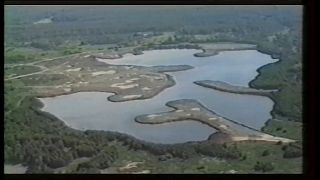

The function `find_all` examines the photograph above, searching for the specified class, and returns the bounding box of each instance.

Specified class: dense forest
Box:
[4,6,303,173]
[5,6,300,47]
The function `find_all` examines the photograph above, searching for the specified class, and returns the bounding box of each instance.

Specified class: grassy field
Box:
[5,65,42,78]
[262,119,302,141]
[5,47,62,64]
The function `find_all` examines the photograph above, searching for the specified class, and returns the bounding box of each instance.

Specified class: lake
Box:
[40,49,277,144]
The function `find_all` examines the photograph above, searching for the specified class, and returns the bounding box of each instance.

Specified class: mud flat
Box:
[194,80,275,96]
[135,99,294,144]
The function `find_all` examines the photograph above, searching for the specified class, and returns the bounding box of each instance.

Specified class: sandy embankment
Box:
[194,80,275,96]
[135,99,295,144]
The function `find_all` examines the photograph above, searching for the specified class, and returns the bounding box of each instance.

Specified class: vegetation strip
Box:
[194,80,276,96]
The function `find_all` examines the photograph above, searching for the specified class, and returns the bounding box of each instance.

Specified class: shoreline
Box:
[247,50,283,128]
[93,42,257,61]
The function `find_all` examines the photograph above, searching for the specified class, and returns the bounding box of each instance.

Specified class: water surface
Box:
[40,49,277,144]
